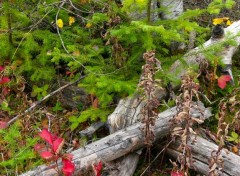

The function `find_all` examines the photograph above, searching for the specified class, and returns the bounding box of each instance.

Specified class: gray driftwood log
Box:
[21,103,211,176]
[167,135,240,176]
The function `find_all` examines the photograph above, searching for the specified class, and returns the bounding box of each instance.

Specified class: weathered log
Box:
[21,103,211,176]
[79,121,105,138]
[167,135,240,176]
[170,20,240,81]
[107,20,240,176]
[107,95,146,176]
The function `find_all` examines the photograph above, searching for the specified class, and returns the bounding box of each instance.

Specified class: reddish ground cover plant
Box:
[93,161,103,176]
[218,75,231,89]
[0,65,11,129]
[0,65,10,85]
[35,129,75,176]
[171,170,184,176]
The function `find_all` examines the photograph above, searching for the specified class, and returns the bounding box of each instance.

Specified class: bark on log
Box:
[21,103,211,176]
[167,135,240,176]
[107,95,146,176]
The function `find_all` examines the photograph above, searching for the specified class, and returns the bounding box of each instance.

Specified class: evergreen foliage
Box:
[0,122,39,175]
[0,0,238,174]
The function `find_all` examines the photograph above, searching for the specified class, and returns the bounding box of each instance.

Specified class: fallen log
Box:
[21,103,211,175]
[106,20,240,175]
[21,20,240,175]
[167,135,240,176]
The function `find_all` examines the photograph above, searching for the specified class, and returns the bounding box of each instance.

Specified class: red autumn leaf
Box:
[62,158,75,176]
[94,161,103,176]
[171,170,184,176]
[218,75,231,89]
[0,77,10,85]
[53,138,64,154]
[66,71,71,75]
[0,66,4,71]
[39,129,53,145]
[40,151,54,160]
[0,121,8,129]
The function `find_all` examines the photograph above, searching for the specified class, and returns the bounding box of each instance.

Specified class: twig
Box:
[7,75,86,125]
[139,139,173,176]
[67,0,92,13]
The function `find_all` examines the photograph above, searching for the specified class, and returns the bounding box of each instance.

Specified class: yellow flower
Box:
[213,18,223,25]
[69,16,75,26]
[57,19,63,28]
[85,23,92,28]
[213,17,229,25]
[226,20,232,26]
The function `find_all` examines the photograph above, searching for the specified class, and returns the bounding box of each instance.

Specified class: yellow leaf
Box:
[69,16,75,26]
[85,23,92,28]
[232,146,239,154]
[226,20,232,26]
[213,17,230,25]
[57,19,63,28]
[213,18,223,25]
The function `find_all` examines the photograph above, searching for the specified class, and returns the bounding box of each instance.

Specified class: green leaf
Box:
[70,122,80,131]
[52,102,63,112]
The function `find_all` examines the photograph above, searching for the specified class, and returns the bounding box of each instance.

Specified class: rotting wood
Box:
[21,103,211,176]
[167,135,240,176]
[107,95,146,176]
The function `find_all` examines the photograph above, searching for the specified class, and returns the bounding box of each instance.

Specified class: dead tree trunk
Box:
[21,104,211,176]
[167,135,240,176]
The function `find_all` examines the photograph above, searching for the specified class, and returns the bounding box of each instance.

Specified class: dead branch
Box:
[21,103,211,176]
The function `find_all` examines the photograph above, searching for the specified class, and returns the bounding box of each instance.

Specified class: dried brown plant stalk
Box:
[138,50,161,146]
[209,102,228,176]
[171,74,205,175]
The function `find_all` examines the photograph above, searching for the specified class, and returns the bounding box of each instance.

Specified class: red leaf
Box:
[171,170,184,176]
[0,66,4,71]
[53,138,64,154]
[66,71,71,75]
[62,159,75,176]
[0,77,10,85]
[0,121,8,129]
[94,161,103,176]
[218,75,231,89]
[40,151,54,160]
[39,129,53,145]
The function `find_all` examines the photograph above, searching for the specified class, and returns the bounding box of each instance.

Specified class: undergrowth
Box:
[0,0,239,175]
